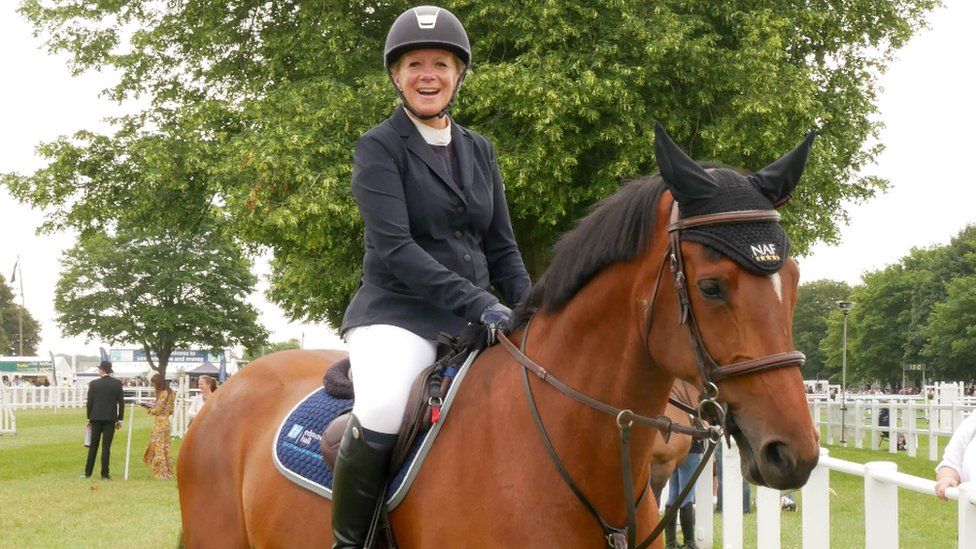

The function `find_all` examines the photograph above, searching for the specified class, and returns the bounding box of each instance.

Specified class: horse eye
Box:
[697,279,725,300]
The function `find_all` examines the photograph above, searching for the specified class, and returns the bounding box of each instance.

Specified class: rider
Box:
[332,5,531,547]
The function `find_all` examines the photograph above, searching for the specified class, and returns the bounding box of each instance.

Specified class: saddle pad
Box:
[272,350,478,510]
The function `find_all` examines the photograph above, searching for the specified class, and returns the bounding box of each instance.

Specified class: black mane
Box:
[512,174,667,329]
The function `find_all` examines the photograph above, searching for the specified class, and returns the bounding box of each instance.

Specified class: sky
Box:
[1,2,974,357]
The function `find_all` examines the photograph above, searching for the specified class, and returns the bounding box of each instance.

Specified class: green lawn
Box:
[0,408,182,549]
[0,409,957,548]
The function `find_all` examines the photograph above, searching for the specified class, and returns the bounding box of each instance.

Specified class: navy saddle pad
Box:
[272,351,477,510]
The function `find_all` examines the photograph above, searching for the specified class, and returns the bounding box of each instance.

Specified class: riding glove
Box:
[480,302,513,345]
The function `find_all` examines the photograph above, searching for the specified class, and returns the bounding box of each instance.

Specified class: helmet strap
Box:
[388,66,468,121]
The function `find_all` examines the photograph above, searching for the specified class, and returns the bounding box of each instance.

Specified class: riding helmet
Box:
[384,6,471,70]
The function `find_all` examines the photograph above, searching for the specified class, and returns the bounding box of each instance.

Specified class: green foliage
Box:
[0,274,41,356]
[820,225,976,385]
[7,0,941,327]
[793,279,852,378]
[242,338,302,361]
[54,223,268,376]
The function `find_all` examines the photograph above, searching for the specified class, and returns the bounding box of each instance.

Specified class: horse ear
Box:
[654,122,717,204]
[750,131,817,208]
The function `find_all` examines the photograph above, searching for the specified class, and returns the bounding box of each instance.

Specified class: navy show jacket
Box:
[340,106,531,340]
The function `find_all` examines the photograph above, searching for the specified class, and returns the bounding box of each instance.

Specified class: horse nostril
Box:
[762,441,796,474]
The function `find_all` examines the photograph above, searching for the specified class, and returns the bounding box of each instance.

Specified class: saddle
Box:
[320,332,472,473]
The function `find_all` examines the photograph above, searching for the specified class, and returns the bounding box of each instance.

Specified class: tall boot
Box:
[331,414,396,549]
[664,505,680,549]
[680,504,699,549]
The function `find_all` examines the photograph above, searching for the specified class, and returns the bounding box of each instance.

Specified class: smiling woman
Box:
[326,6,532,547]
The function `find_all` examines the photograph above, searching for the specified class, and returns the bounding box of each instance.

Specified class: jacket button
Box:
[454,230,462,239]
[463,254,471,262]
[456,206,465,214]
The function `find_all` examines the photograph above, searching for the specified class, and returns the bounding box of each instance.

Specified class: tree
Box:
[922,276,976,380]
[243,338,302,361]
[55,223,268,377]
[792,279,852,379]
[8,0,941,328]
[0,274,42,356]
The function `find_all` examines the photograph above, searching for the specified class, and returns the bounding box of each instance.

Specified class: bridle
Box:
[497,201,805,549]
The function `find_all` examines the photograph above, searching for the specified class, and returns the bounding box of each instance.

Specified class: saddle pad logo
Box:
[750,243,780,263]
[287,424,304,440]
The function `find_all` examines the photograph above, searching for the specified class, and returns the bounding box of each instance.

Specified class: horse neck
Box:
[514,258,675,512]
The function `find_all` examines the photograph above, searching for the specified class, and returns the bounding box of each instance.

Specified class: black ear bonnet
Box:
[681,169,790,275]
[654,123,815,275]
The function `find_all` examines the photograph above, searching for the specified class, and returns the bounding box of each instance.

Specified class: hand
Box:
[936,476,959,501]
[115,421,122,430]
[480,302,512,346]
[86,420,91,427]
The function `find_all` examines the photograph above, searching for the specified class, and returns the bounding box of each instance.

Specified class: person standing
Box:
[187,374,217,424]
[142,373,176,479]
[331,5,531,547]
[664,435,705,548]
[83,360,125,479]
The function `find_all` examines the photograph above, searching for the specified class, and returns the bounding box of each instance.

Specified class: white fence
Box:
[0,385,87,410]
[810,398,976,461]
[0,382,195,439]
[683,443,976,548]
[0,383,14,435]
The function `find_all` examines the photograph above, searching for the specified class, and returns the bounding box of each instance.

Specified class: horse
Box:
[178,124,820,548]
[648,380,698,503]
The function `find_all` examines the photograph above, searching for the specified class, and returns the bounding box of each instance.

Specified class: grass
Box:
[0,408,182,549]
[0,410,956,548]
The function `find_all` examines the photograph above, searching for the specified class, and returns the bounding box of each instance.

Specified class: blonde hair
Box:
[389,51,465,78]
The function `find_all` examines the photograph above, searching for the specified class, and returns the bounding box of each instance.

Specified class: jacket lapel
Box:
[452,122,475,198]
[393,107,467,205]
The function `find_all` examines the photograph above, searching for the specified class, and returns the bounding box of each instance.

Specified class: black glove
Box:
[480,302,513,346]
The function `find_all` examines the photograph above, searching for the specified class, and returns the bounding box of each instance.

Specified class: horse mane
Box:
[512,163,741,331]
[512,174,667,329]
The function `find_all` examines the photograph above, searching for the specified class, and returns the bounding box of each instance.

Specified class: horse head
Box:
[648,123,820,490]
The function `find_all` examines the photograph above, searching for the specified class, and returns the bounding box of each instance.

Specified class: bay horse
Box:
[178,124,820,547]
[648,380,698,503]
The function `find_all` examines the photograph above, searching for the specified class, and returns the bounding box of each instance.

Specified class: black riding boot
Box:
[680,504,699,549]
[331,414,396,549]
[664,505,680,549]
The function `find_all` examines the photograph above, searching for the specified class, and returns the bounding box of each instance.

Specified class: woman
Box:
[142,373,175,479]
[187,375,217,424]
[936,410,976,499]
[332,5,531,547]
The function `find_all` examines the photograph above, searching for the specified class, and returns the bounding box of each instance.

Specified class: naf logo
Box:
[750,243,780,263]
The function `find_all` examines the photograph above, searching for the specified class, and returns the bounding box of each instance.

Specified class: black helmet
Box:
[384,6,471,70]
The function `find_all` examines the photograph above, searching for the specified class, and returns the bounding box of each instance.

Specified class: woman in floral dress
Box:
[143,373,175,479]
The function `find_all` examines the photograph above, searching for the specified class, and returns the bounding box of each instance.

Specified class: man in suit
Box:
[83,360,125,479]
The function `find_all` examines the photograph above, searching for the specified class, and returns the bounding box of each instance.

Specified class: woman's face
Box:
[391,48,461,127]
[197,379,206,390]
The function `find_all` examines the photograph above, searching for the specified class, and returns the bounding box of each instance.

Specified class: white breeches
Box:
[346,324,438,434]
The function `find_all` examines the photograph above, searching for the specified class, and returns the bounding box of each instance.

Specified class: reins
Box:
[497,201,806,549]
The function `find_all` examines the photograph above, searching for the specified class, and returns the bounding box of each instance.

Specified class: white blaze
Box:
[771,272,783,303]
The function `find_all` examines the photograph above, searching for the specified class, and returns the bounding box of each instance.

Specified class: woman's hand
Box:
[936,467,961,500]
